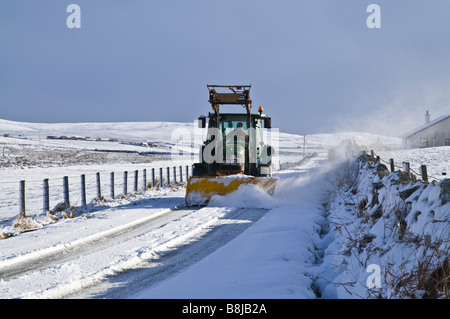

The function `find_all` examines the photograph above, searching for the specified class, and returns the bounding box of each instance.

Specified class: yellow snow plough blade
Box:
[185,175,277,206]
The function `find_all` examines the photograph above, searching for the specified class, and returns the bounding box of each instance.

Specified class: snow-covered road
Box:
[0,193,267,298]
[0,154,328,299]
[132,155,329,299]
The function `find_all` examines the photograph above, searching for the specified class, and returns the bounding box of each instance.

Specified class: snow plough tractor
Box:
[185,85,277,206]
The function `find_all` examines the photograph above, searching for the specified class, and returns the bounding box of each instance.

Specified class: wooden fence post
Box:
[43,178,50,212]
[167,167,170,186]
[159,167,163,187]
[134,170,139,192]
[173,166,177,184]
[390,158,395,173]
[110,172,115,199]
[403,162,410,174]
[152,168,155,188]
[81,174,87,207]
[420,165,428,182]
[96,172,102,199]
[123,171,128,195]
[179,166,183,183]
[63,176,70,207]
[19,180,26,216]
[143,169,147,191]
[186,165,189,181]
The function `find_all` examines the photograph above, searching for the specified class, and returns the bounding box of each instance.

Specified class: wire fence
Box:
[368,149,446,182]
[0,165,192,221]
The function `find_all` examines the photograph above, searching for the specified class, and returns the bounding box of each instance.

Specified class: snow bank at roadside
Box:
[3,184,186,240]
[315,152,449,299]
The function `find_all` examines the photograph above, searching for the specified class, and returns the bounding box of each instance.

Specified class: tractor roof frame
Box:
[207,85,253,129]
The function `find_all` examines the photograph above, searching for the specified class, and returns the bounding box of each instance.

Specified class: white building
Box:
[402,111,450,149]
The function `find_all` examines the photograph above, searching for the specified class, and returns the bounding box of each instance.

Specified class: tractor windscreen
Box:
[222,121,248,135]
[222,121,248,165]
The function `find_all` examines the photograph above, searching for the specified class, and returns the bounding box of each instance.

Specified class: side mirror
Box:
[198,116,206,128]
[264,117,272,129]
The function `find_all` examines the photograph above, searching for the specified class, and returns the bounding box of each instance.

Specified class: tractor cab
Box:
[186,85,277,206]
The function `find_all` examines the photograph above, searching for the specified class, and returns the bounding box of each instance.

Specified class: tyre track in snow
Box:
[69,207,269,299]
[0,200,269,298]
[0,206,193,281]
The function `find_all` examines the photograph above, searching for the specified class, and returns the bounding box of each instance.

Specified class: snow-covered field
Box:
[0,119,448,300]
[377,146,449,180]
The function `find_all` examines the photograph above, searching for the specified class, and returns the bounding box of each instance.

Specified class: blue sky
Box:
[1,1,450,135]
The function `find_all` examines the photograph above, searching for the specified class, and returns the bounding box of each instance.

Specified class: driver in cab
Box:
[226,122,248,141]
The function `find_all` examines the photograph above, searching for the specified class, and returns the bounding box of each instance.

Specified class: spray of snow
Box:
[208,184,279,209]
